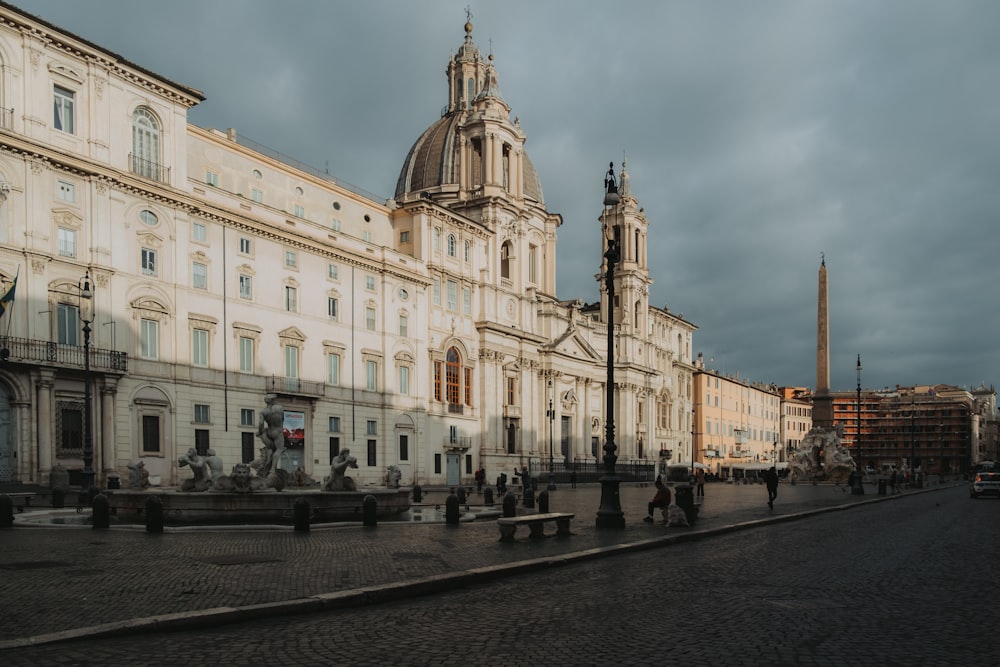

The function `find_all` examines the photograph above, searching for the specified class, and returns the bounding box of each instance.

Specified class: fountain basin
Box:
[104,487,411,526]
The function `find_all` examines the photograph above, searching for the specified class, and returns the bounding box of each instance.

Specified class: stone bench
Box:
[496,512,574,541]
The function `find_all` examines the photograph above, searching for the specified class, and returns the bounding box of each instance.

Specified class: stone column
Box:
[36,370,55,478]
[101,382,117,483]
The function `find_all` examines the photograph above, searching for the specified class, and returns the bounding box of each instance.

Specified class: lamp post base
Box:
[595,474,625,529]
[547,471,556,491]
[851,482,865,495]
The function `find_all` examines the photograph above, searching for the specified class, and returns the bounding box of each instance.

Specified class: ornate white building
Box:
[0,5,696,488]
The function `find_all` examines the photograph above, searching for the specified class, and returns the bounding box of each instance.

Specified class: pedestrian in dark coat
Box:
[763,466,779,509]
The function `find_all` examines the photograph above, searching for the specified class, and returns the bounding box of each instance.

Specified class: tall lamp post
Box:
[596,162,624,529]
[910,398,917,488]
[547,378,556,490]
[79,271,95,496]
[852,354,864,495]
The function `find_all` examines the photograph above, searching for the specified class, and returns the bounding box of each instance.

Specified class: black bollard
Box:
[294,497,310,532]
[412,484,423,503]
[523,487,535,509]
[51,488,65,509]
[91,493,110,529]
[445,492,460,525]
[363,494,378,527]
[0,495,13,528]
[145,496,164,534]
[538,489,549,513]
[456,486,467,503]
[502,490,517,517]
[483,487,494,506]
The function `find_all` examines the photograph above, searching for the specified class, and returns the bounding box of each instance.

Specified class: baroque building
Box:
[0,6,696,488]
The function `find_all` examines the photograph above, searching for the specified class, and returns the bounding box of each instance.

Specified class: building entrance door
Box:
[446,453,460,486]
[0,390,14,482]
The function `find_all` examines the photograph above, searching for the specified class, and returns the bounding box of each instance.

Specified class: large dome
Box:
[394,111,544,204]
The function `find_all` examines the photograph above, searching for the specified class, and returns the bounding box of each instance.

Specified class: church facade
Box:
[0,5,696,488]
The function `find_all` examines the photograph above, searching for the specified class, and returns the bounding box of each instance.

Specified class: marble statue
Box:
[178,447,212,492]
[385,464,402,489]
[324,448,358,491]
[789,425,855,484]
[212,462,266,492]
[127,460,150,489]
[256,393,286,476]
[205,448,225,481]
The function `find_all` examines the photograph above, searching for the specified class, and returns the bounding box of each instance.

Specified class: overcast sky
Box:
[17,1,1000,393]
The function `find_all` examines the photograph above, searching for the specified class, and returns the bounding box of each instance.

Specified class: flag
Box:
[0,275,16,319]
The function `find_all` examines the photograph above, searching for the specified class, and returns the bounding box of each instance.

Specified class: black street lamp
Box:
[596,162,624,529]
[852,354,864,495]
[547,378,556,490]
[79,271,95,497]
[910,398,918,488]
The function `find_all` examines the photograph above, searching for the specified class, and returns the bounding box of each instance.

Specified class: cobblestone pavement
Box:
[2,480,977,665]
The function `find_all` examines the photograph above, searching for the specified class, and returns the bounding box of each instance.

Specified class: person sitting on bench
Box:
[644,479,671,522]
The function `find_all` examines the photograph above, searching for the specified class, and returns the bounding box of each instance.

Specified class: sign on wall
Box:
[283,410,305,448]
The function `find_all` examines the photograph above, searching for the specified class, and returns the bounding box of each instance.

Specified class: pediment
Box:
[552,330,601,362]
[278,326,306,342]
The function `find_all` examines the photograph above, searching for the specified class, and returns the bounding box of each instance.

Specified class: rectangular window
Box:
[141,248,157,276]
[399,365,410,395]
[57,303,80,345]
[142,415,161,454]
[240,408,255,427]
[205,170,219,187]
[434,453,442,474]
[293,204,305,218]
[327,353,340,385]
[284,345,299,381]
[57,180,75,202]
[465,367,473,406]
[399,231,410,244]
[285,286,297,312]
[434,361,442,401]
[463,287,471,315]
[242,432,255,463]
[367,420,377,436]
[432,278,441,305]
[192,262,208,289]
[251,188,264,204]
[239,274,253,299]
[239,336,254,373]
[399,434,409,461]
[195,429,210,456]
[447,280,457,311]
[366,360,377,391]
[331,218,342,232]
[328,263,339,280]
[327,297,339,319]
[140,318,159,359]
[433,227,441,251]
[329,416,341,432]
[53,85,75,134]
[192,328,209,367]
[192,222,207,242]
[367,440,377,467]
[239,237,252,255]
[399,314,408,337]
[329,437,341,463]
[57,228,76,257]
[58,403,83,456]
[365,275,376,290]
[365,306,376,331]
[194,403,210,423]
[362,230,372,243]
[284,250,298,268]
[507,377,515,405]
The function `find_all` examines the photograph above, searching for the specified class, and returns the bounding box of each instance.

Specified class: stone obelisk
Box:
[812,255,833,427]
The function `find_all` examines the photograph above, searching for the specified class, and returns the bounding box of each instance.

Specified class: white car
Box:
[970,472,1000,498]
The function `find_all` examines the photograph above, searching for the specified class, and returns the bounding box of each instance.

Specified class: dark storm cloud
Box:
[19,0,1000,392]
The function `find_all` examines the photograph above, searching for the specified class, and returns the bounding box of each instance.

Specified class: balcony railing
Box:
[265,376,325,397]
[0,336,127,373]
[129,153,170,184]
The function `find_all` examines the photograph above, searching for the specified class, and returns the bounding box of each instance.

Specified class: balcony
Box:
[129,153,170,184]
[265,376,325,398]
[444,436,472,451]
[0,335,127,373]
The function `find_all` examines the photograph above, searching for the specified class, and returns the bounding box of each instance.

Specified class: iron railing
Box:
[0,336,127,373]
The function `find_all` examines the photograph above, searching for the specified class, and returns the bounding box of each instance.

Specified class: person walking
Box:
[643,479,671,522]
[569,470,577,489]
[695,468,705,497]
[763,466,779,509]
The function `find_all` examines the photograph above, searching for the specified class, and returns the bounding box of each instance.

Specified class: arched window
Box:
[132,107,162,181]
[447,234,457,257]
[446,347,461,407]
[500,241,512,279]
